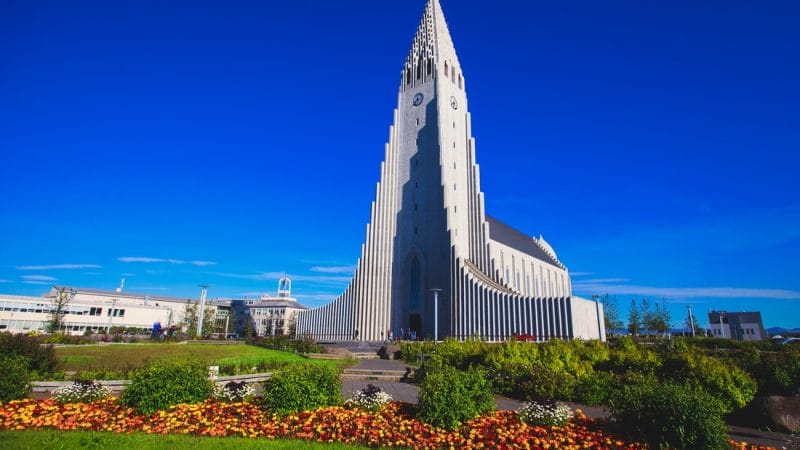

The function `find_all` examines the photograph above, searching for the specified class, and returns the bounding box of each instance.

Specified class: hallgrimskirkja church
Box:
[297,0,605,342]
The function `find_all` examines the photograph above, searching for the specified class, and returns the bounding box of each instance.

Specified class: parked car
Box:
[779,337,800,346]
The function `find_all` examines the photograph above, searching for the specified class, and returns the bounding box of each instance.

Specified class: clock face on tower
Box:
[413,93,424,106]
[450,96,458,110]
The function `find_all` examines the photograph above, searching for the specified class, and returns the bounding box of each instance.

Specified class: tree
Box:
[182,300,198,336]
[640,298,653,334]
[597,294,623,334]
[47,287,73,334]
[627,298,642,335]
[242,315,257,342]
[656,298,671,335]
[649,299,671,335]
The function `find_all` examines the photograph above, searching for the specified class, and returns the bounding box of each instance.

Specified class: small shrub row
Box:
[249,334,323,354]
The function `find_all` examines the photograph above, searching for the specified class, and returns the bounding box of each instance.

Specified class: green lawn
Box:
[0,430,370,450]
[55,343,350,375]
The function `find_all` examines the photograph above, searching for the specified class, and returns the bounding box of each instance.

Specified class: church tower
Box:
[297,0,605,342]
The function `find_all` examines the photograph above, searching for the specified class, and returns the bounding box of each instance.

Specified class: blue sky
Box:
[1,0,798,329]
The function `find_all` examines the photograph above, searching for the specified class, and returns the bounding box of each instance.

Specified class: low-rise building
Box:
[0,286,227,336]
[708,311,767,341]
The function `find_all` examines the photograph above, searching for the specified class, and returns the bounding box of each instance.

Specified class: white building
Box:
[708,311,767,341]
[0,286,225,336]
[297,0,605,342]
[217,277,309,337]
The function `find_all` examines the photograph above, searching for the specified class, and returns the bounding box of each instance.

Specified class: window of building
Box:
[90,307,102,316]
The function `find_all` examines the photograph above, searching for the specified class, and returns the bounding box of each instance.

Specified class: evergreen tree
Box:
[640,298,653,334]
[599,293,624,333]
[627,298,641,335]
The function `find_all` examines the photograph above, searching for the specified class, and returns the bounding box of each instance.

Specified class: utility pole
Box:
[686,305,696,338]
[197,285,210,338]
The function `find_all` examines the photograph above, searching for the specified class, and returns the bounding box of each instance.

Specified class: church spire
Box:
[401,0,462,91]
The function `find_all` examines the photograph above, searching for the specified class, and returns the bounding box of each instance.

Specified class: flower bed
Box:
[0,399,774,450]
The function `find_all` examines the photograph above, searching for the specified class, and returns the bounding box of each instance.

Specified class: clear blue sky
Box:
[1,0,798,329]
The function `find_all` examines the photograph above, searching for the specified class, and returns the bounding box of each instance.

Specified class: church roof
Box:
[485,216,563,268]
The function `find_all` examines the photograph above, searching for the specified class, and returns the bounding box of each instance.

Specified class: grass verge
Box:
[0,429,371,449]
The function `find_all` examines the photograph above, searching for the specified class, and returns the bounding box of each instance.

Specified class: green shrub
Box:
[417,365,494,430]
[0,354,31,402]
[574,371,615,406]
[517,362,577,402]
[0,333,58,379]
[261,364,341,416]
[610,381,728,450]
[739,348,800,395]
[121,361,213,414]
[660,352,757,413]
[600,336,661,375]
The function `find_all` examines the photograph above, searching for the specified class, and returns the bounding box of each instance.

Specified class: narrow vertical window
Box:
[444,61,449,76]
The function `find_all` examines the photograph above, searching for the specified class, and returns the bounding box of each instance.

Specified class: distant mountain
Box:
[767,327,800,335]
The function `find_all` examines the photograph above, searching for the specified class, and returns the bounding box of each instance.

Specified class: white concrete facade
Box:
[297,0,605,342]
[0,293,172,335]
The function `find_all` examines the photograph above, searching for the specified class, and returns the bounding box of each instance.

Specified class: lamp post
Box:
[430,288,442,342]
[197,285,210,338]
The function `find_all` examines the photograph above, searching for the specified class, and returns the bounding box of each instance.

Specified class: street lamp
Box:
[430,288,443,342]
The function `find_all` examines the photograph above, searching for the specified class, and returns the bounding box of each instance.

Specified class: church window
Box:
[414,203,418,211]
[458,74,463,89]
[453,162,456,169]
[416,118,420,126]
[417,64,422,80]
[453,184,456,190]
[406,68,411,85]
[415,181,419,188]
[444,61,449,76]
[453,121,456,128]
[454,206,457,213]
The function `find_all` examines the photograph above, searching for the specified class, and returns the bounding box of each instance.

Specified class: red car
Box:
[514,334,537,342]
